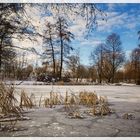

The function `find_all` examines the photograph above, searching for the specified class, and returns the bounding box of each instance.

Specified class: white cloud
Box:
[106,3,128,12]
[107,4,116,11]
[96,11,139,32]
[126,23,136,30]
[97,12,125,32]
[69,16,87,39]
[12,5,45,65]
[24,5,43,32]
[11,4,140,66]
[80,39,102,47]
[45,16,56,24]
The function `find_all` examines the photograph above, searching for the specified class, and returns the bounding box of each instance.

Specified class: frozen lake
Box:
[15,84,140,114]
[15,85,140,103]
[1,85,140,136]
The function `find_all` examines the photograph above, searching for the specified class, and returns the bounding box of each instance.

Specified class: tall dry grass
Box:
[0,82,24,131]
[0,82,22,117]
[0,81,112,119]
[79,91,98,106]
[20,90,36,109]
[43,90,112,118]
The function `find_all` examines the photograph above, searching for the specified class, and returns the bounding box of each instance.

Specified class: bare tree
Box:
[90,43,106,83]
[77,65,88,82]
[105,33,125,83]
[15,52,28,80]
[55,17,74,80]
[137,31,140,47]
[0,4,38,79]
[88,66,97,83]
[47,3,106,34]
[131,47,140,84]
[0,3,106,80]
[43,22,56,76]
[67,49,80,80]
[2,48,16,79]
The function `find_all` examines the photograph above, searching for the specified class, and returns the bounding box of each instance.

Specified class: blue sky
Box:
[13,3,140,66]
[70,3,140,66]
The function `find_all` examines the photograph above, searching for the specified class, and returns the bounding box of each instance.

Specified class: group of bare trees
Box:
[124,46,140,84]
[43,17,74,80]
[41,3,105,80]
[90,33,125,83]
[0,4,20,76]
[0,4,37,80]
[89,32,140,84]
[0,3,104,81]
[0,3,139,84]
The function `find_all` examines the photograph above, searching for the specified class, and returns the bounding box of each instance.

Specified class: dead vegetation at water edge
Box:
[43,90,113,118]
[0,82,115,132]
[0,82,22,117]
[0,82,30,132]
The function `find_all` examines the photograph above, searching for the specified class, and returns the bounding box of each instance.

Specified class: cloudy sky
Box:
[71,3,140,65]
[14,3,140,66]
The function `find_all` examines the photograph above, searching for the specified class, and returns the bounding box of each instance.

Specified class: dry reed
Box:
[79,91,98,106]
[43,90,112,117]
[20,90,35,109]
[0,82,22,117]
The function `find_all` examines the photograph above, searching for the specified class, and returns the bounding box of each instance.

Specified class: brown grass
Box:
[44,97,50,108]
[39,95,43,107]
[44,92,62,108]
[20,90,35,109]
[67,110,84,119]
[79,91,98,106]
[57,81,64,85]
[43,90,112,117]
[0,82,22,117]
[122,113,135,120]
[0,81,112,122]
[0,82,24,131]
[76,91,111,117]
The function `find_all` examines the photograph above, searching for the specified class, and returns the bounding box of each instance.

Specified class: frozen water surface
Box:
[0,84,140,137]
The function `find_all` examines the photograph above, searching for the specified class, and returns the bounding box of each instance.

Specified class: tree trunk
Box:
[48,25,56,76]
[49,34,55,76]
[60,38,63,80]
[112,47,115,83]
[98,65,102,84]
[0,37,3,79]
[59,22,63,80]
[0,48,1,74]
[112,69,115,83]
[99,75,102,84]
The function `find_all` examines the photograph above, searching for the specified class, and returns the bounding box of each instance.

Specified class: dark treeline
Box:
[0,4,140,84]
